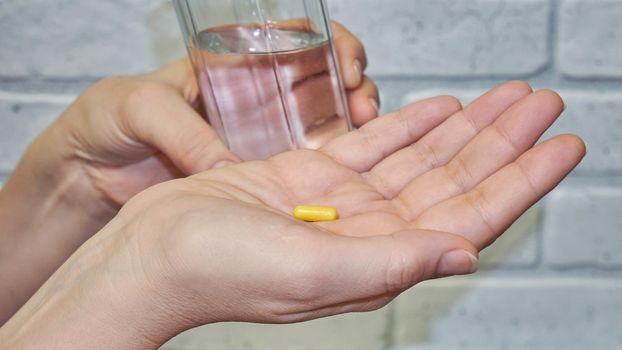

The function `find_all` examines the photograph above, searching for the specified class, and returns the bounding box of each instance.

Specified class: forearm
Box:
[0,126,117,324]
[0,224,194,350]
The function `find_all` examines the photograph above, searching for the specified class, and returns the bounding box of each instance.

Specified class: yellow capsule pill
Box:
[293,205,338,222]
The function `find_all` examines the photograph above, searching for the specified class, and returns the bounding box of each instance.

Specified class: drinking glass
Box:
[173,0,352,160]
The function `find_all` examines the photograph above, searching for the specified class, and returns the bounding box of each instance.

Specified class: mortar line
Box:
[0,91,76,104]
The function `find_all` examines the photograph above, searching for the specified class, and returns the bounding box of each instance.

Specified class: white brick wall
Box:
[392,277,622,350]
[0,93,73,171]
[0,0,182,77]
[545,91,622,172]
[1,1,621,349]
[559,0,622,78]
[544,185,622,267]
[329,0,551,77]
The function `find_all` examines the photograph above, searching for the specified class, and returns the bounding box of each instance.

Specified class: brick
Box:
[161,310,389,350]
[391,277,622,350]
[545,91,622,172]
[0,0,184,78]
[558,0,622,78]
[0,93,71,171]
[543,185,622,268]
[329,0,550,77]
[0,0,553,79]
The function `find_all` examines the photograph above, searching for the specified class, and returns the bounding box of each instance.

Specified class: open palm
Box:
[114,81,584,328]
[189,80,582,247]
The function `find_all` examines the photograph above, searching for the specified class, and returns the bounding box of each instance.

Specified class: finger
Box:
[144,59,200,104]
[321,96,462,172]
[367,81,533,198]
[395,89,565,219]
[348,76,380,127]
[410,135,586,249]
[121,83,239,175]
[332,21,367,89]
[305,228,478,308]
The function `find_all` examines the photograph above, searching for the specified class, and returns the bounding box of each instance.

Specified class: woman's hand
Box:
[0,82,585,349]
[34,21,377,210]
[0,21,377,324]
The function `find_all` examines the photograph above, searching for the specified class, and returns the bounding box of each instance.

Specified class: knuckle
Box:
[465,187,496,236]
[77,75,129,104]
[384,238,423,292]
[121,81,170,118]
[96,75,131,90]
[413,141,440,173]
[445,156,475,194]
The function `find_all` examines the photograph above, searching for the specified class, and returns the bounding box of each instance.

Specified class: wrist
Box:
[0,120,117,323]
[0,117,117,233]
[0,222,194,349]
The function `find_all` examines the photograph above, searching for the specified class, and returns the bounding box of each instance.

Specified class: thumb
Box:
[123,84,240,175]
[311,229,478,311]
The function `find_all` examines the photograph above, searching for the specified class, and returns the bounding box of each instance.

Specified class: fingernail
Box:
[369,98,379,115]
[212,160,236,169]
[437,250,479,277]
[352,59,362,83]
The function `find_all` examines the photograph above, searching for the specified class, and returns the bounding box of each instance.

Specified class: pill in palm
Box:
[293,205,338,222]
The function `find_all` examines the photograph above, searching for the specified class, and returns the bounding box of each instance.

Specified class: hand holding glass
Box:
[174,0,351,160]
